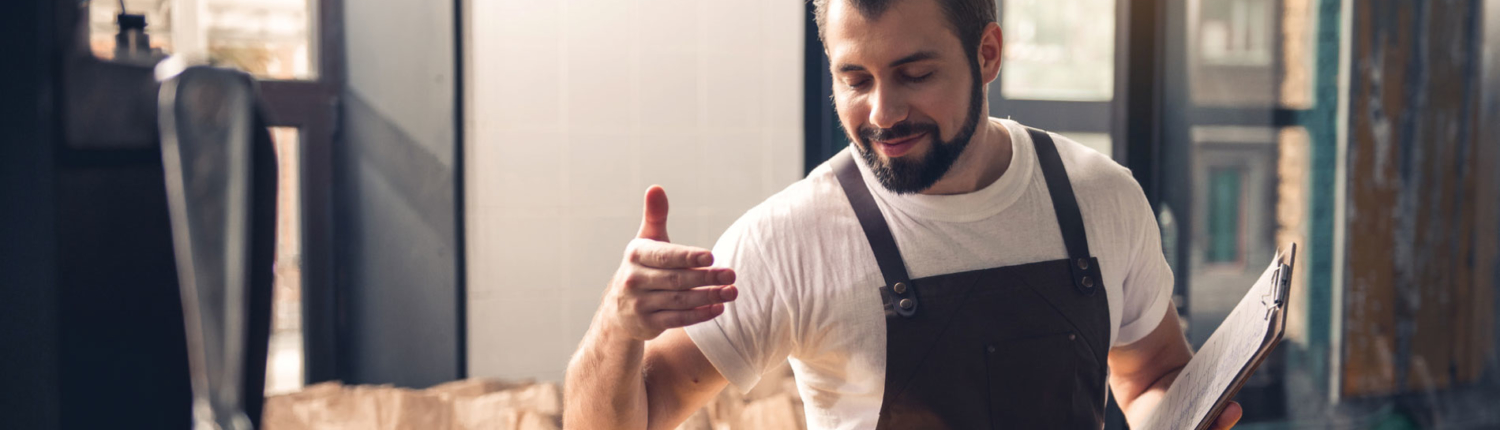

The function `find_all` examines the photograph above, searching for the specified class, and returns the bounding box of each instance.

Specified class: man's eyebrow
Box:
[889,51,939,67]
[834,51,940,73]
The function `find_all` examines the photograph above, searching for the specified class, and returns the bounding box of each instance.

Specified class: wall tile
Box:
[566,48,634,129]
[765,50,806,131]
[697,0,764,54]
[638,0,697,53]
[763,2,805,58]
[566,133,637,210]
[664,212,708,251]
[700,211,748,254]
[483,46,563,130]
[468,295,569,380]
[770,128,808,187]
[482,209,565,299]
[465,207,499,303]
[563,214,638,297]
[565,0,633,53]
[638,132,707,212]
[635,51,700,130]
[467,1,805,382]
[483,0,562,49]
[702,52,766,129]
[563,297,604,348]
[702,131,765,211]
[483,131,566,210]
[468,132,502,209]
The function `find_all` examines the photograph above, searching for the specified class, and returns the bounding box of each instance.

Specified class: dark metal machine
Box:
[159,60,269,430]
[1,1,277,428]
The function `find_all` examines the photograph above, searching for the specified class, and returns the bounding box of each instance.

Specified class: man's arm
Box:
[643,330,729,427]
[566,327,727,430]
[1107,306,1243,429]
[563,186,737,430]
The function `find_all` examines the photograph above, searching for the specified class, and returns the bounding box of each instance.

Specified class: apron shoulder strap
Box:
[1026,127,1101,295]
[832,151,918,316]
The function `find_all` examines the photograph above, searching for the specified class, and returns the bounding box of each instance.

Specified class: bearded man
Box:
[564,0,1243,428]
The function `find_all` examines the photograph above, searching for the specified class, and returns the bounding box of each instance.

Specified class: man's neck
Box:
[918,117,1012,196]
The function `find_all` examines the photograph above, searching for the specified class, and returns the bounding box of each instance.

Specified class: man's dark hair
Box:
[812,0,998,62]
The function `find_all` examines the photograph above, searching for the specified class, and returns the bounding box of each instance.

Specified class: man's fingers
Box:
[628,239,714,269]
[637,185,670,242]
[649,303,726,329]
[630,267,736,291]
[1210,401,1243,430]
[640,285,738,311]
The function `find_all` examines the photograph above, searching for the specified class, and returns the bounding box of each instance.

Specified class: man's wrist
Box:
[592,310,646,352]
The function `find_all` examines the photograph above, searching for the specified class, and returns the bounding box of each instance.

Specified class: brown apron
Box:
[833,128,1111,429]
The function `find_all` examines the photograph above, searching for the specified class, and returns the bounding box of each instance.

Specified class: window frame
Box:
[254,0,344,386]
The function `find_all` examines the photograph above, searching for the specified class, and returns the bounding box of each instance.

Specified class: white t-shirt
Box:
[685,118,1174,430]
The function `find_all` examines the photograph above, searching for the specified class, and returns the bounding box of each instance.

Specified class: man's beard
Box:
[849,63,985,195]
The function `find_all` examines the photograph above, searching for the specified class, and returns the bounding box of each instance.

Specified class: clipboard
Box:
[1140,244,1297,430]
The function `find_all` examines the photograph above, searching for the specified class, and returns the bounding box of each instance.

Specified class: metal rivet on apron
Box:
[1069,333,1077,341]
[987,345,996,353]
[1082,276,1094,288]
[893,282,908,294]
[1077,258,1089,270]
[899,298,914,309]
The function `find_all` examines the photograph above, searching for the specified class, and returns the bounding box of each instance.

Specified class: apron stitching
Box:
[1009,271,1105,365]
[886,272,987,402]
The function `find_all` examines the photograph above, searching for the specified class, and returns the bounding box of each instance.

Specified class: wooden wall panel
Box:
[1342,0,1490,397]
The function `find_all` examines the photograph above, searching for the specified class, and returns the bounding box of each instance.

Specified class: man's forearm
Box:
[565,318,648,430]
[1118,366,1184,426]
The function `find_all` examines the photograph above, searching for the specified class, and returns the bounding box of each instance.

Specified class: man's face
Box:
[825,0,986,194]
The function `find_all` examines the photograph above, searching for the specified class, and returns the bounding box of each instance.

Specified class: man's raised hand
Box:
[602,185,738,341]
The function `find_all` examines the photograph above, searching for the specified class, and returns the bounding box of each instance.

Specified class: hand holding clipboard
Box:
[1141,244,1297,430]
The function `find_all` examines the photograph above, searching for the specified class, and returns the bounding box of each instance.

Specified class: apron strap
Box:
[832,151,918,317]
[1026,127,1101,295]
[832,126,1101,307]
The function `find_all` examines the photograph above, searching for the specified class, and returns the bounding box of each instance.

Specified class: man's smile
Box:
[874,131,927,158]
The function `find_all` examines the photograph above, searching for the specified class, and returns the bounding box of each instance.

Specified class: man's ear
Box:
[978,22,1003,85]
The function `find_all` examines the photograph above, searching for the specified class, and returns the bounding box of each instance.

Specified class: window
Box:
[1196,0,1273,66]
[1000,0,1116,102]
[1205,167,1243,263]
[989,0,1120,162]
[90,0,342,395]
[88,0,317,80]
[1058,132,1112,157]
[266,126,303,396]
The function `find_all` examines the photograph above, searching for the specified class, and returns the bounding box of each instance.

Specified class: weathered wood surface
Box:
[1343,0,1493,397]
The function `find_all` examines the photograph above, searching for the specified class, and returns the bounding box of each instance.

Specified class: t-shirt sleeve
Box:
[684,214,796,393]
[1113,180,1175,346]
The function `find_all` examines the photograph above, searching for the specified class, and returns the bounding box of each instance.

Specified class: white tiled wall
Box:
[464,0,806,382]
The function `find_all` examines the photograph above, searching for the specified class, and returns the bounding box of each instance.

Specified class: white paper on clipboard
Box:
[1140,244,1296,430]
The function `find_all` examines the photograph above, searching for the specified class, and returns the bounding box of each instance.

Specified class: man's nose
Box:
[867,85,909,130]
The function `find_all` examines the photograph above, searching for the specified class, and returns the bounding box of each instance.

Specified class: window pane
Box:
[266,126,303,396]
[88,0,317,80]
[1000,0,1115,101]
[89,0,175,60]
[1187,0,1279,107]
[1197,0,1273,66]
[1059,132,1112,157]
[205,0,317,80]
[1206,167,1242,263]
[1185,126,1278,347]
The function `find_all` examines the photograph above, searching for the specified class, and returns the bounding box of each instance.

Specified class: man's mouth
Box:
[873,132,927,158]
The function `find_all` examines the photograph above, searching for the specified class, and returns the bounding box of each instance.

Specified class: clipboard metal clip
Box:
[1263,269,1280,321]
[1261,246,1296,321]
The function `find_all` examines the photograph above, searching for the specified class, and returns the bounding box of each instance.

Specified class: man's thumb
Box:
[637,185,670,241]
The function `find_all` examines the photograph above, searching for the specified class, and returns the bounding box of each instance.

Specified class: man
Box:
[565,0,1244,428]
